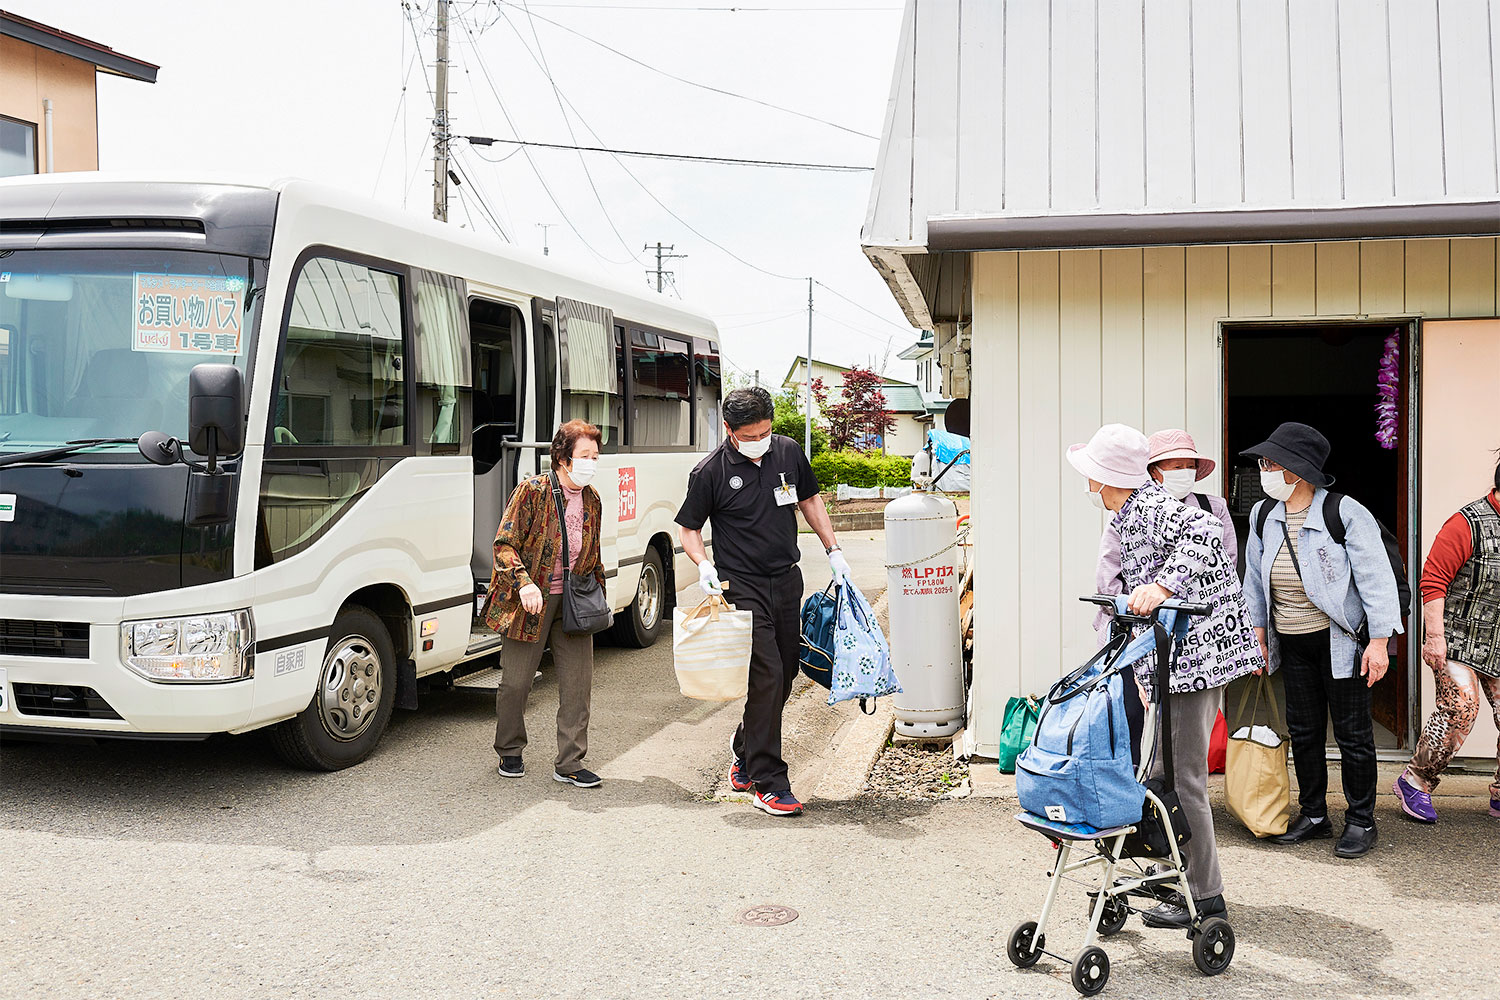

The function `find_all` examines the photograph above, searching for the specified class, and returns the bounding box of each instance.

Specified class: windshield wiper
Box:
[0,438,140,469]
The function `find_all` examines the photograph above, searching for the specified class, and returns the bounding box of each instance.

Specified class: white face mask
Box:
[1158,468,1198,501]
[734,433,772,460]
[1087,484,1107,511]
[568,457,598,488]
[1260,468,1298,502]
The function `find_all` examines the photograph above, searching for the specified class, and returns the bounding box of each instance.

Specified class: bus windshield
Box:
[0,248,259,455]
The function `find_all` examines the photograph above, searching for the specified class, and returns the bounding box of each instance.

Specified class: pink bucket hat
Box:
[1147,429,1216,481]
[1066,424,1151,489]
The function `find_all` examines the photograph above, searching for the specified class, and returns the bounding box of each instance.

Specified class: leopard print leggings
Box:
[1409,660,1500,798]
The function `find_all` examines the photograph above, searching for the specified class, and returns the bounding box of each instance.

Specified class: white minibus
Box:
[0,175,721,769]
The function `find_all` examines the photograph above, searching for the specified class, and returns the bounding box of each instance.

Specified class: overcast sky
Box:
[16,0,920,389]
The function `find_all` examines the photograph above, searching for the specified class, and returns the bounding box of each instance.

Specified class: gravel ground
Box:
[862,739,970,799]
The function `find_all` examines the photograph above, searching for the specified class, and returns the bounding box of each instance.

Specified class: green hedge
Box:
[812,451,913,489]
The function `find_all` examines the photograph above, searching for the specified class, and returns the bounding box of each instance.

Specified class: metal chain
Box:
[883,538,958,570]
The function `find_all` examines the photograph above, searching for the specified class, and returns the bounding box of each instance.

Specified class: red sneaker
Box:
[753,788,804,817]
[728,756,753,793]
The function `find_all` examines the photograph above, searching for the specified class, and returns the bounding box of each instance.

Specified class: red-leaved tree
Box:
[811,366,896,452]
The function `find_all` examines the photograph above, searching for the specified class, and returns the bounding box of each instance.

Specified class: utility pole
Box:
[805,277,813,459]
[644,242,687,293]
[431,0,450,222]
[535,222,556,256]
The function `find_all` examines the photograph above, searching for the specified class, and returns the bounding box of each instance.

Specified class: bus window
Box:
[540,318,557,431]
[274,257,405,447]
[632,329,692,448]
[557,297,619,452]
[470,298,523,475]
[411,269,471,454]
[695,339,722,447]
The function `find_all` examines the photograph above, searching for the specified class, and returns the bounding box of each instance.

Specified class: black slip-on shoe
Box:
[497,756,524,778]
[1139,894,1228,930]
[1334,822,1377,858]
[1272,814,1334,845]
[554,767,602,788]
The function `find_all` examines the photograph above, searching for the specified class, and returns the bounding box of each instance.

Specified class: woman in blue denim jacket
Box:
[1242,423,1403,859]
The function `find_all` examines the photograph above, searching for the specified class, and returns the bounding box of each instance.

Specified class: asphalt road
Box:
[4,531,1496,999]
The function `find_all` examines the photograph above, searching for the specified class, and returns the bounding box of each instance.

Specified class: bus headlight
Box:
[121,610,254,682]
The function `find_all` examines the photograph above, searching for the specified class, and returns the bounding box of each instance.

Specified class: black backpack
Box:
[1254,492,1412,621]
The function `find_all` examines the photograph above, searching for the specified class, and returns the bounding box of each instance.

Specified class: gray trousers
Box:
[493,595,595,772]
[1148,685,1224,901]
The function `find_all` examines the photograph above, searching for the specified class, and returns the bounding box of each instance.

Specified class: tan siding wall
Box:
[0,37,99,172]
[967,236,1500,756]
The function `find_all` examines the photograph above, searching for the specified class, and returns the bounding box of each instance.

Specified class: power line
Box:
[813,279,915,334]
[455,11,638,266]
[485,12,806,282]
[462,136,872,172]
[450,153,512,240]
[510,1,644,262]
[489,0,879,140]
[373,6,424,195]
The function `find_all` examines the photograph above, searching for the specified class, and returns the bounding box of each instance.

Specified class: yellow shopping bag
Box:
[672,591,753,701]
[1224,673,1292,838]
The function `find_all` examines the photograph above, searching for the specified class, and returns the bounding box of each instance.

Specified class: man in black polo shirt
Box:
[676,387,851,816]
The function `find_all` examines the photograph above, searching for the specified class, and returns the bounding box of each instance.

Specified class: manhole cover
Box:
[736,904,799,927]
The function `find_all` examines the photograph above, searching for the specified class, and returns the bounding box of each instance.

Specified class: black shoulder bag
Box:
[551,474,613,636]
[1122,620,1194,859]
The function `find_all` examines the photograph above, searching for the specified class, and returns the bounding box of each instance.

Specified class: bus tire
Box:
[611,548,665,649]
[270,606,398,771]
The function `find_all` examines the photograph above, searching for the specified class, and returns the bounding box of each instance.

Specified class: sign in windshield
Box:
[132,273,247,357]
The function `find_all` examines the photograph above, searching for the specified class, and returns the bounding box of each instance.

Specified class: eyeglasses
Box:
[1256,458,1280,472]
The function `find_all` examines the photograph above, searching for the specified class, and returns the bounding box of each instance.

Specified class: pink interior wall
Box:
[1420,320,1500,761]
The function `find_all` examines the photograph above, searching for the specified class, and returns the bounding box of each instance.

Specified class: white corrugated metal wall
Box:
[967,236,1500,755]
[867,0,1500,252]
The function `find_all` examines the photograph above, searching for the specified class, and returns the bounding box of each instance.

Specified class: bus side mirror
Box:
[189,364,245,466]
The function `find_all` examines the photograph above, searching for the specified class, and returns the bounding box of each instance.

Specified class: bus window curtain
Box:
[413,270,471,448]
[557,297,615,396]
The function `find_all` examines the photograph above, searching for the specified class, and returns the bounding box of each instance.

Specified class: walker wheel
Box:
[1192,917,1235,976]
[1006,920,1044,969]
[1071,945,1110,996]
[1096,896,1128,937]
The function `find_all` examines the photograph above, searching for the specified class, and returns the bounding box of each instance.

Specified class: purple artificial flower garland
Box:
[1375,332,1400,450]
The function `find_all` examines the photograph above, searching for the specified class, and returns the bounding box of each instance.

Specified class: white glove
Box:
[697,560,723,597]
[828,548,852,586]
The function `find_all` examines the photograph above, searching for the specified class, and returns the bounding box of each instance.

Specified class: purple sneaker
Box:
[1393,772,1437,823]
[1490,798,1500,819]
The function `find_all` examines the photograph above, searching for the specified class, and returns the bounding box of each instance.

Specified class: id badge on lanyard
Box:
[773,472,798,507]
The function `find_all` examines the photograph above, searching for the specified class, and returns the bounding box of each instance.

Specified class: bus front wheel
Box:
[270,606,398,771]
[610,548,665,649]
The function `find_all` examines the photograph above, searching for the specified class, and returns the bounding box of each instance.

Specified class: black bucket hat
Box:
[1240,421,1336,488]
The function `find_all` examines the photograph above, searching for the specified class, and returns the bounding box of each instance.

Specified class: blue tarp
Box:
[928,428,971,465]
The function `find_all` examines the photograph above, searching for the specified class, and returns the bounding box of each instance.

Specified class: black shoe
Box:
[1272,814,1334,845]
[497,756,524,778]
[1334,822,1377,858]
[554,767,602,788]
[1139,894,1228,930]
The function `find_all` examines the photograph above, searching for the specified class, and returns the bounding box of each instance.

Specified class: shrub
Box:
[772,389,829,457]
[812,450,913,489]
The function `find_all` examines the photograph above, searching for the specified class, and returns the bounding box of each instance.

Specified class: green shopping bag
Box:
[996,694,1041,774]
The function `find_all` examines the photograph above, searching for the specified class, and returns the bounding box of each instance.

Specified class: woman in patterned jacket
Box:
[484,419,607,789]
[1393,456,1500,823]
[1068,424,1264,931]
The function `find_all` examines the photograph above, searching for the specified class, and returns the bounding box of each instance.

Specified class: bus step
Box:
[465,625,504,659]
[453,665,503,690]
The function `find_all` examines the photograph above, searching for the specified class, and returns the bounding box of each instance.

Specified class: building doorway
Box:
[1222,322,1413,750]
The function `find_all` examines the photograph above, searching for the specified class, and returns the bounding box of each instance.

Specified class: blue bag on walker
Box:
[829,582,901,711]
[1015,637,1144,830]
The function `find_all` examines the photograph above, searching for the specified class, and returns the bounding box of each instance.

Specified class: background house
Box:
[864,0,1500,762]
[781,358,930,456]
[0,10,156,176]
